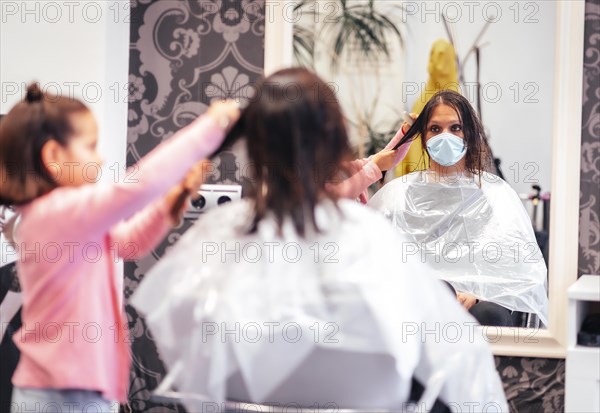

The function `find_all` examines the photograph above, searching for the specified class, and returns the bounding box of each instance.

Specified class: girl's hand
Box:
[372,149,399,172]
[383,112,419,168]
[182,160,209,193]
[400,112,418,134]
[206,100,241,132]
[457,292,478,310]
[165,184,188,226]
[166,160,210,226]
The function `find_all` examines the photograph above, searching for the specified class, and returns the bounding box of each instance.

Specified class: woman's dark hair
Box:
[0,83,89,206]
[394,89,493,175]
[220,68,353,237]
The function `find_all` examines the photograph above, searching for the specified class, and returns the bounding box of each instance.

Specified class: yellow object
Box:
[396,39,460,176]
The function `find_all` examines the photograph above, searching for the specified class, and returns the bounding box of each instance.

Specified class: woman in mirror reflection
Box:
[369,90,549,328]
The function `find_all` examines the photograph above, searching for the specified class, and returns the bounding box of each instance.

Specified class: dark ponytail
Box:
[25,83,43,104]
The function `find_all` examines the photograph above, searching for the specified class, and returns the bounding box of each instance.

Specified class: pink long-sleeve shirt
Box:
[12,114,224,403]
[328,127,409,203]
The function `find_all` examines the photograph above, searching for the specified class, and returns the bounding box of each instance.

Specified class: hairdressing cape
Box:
[369,171,548,326]
[131,199,507,411]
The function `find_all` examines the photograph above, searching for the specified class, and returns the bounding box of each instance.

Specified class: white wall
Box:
[402,0,556,195]
[0,0,130,176]
[1,1,130,278]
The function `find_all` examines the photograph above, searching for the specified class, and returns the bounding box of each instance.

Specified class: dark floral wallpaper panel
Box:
[125,1,264,412]
[579,0,600,278]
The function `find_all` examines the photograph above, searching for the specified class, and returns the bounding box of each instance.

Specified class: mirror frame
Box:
[264,0,586,358]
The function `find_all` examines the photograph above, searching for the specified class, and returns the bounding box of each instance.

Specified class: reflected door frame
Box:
[263,0,586,358]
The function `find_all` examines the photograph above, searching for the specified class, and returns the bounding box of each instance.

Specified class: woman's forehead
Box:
[429,104,461,122]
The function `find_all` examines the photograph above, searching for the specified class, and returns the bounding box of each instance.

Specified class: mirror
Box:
[265,0,584,356]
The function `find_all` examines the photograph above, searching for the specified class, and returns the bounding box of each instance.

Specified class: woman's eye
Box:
[430,126,440,133]
[451,125,462,132]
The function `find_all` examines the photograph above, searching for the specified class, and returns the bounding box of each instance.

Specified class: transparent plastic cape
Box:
[368,171,548,326]
[131,199,507,411]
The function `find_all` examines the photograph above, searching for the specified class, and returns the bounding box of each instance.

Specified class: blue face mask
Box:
[426,132,466,167]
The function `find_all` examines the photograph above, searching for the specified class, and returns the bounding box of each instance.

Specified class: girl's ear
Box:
[40,139,65,181]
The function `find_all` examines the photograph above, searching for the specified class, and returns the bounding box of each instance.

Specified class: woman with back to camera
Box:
[369,89,548,327]
[132,68,508,412]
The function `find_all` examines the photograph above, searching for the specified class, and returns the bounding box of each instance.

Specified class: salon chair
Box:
[152,348,451,412]
[513,311,541,329]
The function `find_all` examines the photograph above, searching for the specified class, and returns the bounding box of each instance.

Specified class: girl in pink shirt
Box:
[0,83,239,411]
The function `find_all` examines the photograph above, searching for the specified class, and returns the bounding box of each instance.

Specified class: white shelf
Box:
[566,275,600,413]
[569,345,600,354]
[568,275,600,301]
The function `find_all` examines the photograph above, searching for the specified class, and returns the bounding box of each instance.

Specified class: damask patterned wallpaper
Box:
[494,356,565,412]
[579,0,600,278]
[123,1,597,412]
[125,1,264,411]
